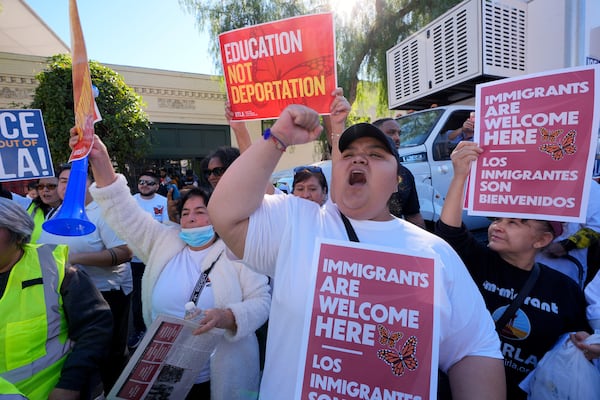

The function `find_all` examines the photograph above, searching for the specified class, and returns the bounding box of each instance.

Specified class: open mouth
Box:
[349,170,366,186]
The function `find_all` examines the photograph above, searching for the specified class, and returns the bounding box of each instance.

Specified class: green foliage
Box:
[180,0,313,74]
[180,0,463,158]
[180,0,462,107]
[30,54,151,173]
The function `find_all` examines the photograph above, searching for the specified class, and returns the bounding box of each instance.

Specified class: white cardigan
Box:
[90,174,270,399]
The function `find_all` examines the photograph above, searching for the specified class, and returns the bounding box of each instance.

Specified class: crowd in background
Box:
[1,92,600,399]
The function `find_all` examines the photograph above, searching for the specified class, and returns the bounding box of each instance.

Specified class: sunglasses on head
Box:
[138,179,157,186]
[204,167,226,178]
[293,166,323,175]
[37,183,57,190]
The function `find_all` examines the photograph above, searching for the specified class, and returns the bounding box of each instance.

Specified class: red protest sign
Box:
[297,240,439,400]
[69,0,101,162]
[219,13,337,121]
[469,65,600,222]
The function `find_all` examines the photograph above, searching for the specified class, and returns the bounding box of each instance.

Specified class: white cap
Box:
[184,301,196,312]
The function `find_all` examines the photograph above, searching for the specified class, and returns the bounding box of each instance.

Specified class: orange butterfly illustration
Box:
[377,324,403,348]
[377,335,419,376]
[539,127,562,142]
[539,129,577,161]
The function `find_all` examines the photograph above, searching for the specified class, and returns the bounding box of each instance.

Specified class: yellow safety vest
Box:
[0,244,71,400]
[26,204,45,244]
[0,377,26,399]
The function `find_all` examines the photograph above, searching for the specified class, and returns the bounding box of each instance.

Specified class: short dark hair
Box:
[139,170,159,181]
[292,168,328,194]
[56,162,93,182]
[205,146,240,171]
[177,187,211,216]
[372,118,395,127]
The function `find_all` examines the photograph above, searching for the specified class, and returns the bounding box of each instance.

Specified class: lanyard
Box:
[188,250,223,304]
[339,212,360,242]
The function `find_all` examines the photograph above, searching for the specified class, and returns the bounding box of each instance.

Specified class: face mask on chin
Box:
[179,225,215,247]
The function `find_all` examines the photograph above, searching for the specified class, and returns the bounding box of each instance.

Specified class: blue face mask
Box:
[179,225,215,247]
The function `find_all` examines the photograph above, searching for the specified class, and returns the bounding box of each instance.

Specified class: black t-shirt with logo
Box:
[435,221,590,400]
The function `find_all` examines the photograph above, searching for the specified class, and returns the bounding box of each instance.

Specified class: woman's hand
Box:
[328,87,351,132]
[570,331,600,360]
[225,100,247,130]
[68,128,117,188]
[450,141,483,179]
[191,307,237,335]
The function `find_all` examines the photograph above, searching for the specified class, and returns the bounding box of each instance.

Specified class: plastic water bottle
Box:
[184,301,203,322]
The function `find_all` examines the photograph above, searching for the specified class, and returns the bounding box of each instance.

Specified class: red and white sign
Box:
[219,13,337,121]
[297,239,440,400]
[469,65,600,222]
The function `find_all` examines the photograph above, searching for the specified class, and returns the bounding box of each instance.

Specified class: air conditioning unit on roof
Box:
[387,0,527,110]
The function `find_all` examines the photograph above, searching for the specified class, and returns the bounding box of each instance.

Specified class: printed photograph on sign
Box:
[0,109,55,182]
[219,13,337,121]
[296,239,440,400]
[469,64,600,223]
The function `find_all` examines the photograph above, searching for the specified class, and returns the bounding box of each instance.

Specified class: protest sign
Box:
[469,65,600,222]
[219,13,337,121]
[109,315,222,400]
[0,109,54,182]
[297,239,440,400]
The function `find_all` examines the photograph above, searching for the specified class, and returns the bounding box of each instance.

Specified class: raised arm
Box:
[225,100,253,153]
[69,129,117,188]
[448,118,475,141]
[323,88,351,202]
[439,141,483,228]
[209,105,322,258]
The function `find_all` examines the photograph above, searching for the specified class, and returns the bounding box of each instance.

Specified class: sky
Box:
[25,0,218,75]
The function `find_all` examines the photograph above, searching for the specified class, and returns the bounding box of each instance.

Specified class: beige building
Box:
[0,0,321,182]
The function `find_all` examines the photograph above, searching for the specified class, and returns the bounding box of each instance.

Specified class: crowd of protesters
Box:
[1,89,600,399]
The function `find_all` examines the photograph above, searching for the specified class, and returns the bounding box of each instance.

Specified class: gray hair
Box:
[0,197,34,246]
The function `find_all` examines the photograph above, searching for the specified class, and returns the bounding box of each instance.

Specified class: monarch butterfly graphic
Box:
[377,336,419,377]
[153,205,164,215]
[539,127,562,142]
[539,129,577,161]
[377,324,403,348]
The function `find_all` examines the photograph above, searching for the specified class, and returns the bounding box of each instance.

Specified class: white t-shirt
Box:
[152,246,215,383]
[243,195,501,399]
[38,201,132,294]
[132,193,168,262]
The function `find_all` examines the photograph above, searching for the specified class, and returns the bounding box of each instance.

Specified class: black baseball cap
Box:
[338,123,401,172]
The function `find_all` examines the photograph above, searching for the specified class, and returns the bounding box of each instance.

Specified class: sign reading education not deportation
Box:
[469,65,600,222]
[0,109,55,182]
[219,13,337,121]
[297,239,440,400]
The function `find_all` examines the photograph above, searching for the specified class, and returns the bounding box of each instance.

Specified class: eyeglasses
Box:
[37,183,57,190]
[204,167,226,178]
[293,166,323,175]
[138,180,157,186]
